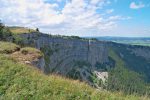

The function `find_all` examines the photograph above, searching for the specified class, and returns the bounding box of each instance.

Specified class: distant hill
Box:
[84,36,150,46]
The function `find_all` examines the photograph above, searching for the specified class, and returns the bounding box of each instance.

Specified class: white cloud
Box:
[90,0,104,5]
[0,0,64,27]
[106,9,114,14]
[130,2,145,9]
[56,0,62,2]
[0,0,130,35]
[108,15,131,21]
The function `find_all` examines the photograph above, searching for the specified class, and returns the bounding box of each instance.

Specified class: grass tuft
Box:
[0,41,20,54]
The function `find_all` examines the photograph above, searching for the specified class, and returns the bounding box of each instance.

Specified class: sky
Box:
[0,0,150,37]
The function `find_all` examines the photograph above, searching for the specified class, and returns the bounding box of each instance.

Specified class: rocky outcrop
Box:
[132,47,150,60]
[11,46,45,71]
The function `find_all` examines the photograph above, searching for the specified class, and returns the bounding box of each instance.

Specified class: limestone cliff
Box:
[17,33,111,86]
[17,32,150,85]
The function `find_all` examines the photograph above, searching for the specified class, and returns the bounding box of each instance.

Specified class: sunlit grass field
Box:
[8,27,37,34]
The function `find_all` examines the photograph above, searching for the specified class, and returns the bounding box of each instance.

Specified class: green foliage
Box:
[40,46,54,73]
[88,73,106,89]
[67,69,81,80]
[88,73,97,84]
[112,44,150,82]
[107,48,150,95]
[74,61,91,68]
[67,61,91,80]
[95,62,108,71]
[0,21,12,40]
[90,38,98,41]
[69,36,81,39]
[36,28,39,32]
[12,34,25,46]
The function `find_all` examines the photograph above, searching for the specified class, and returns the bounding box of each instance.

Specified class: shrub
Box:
[0,21,12,41]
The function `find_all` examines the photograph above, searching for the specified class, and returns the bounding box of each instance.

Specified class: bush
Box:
[0,21,12,41]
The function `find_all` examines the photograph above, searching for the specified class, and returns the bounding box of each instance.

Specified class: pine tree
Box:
[36,28,39,32]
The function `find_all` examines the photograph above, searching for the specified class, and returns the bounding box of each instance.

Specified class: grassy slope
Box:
[110,43,150,82]
[108,47,149,96]
[8,27,37,34]
[0,42,148,100]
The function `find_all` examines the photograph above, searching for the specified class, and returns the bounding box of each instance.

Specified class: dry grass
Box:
[9,27,37,34]
[0,41,20,54]
[11,47,43,63]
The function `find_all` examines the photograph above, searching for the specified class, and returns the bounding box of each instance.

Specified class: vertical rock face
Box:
[31,57,45,71]
[132,47,150,60]
[88,41,108,66]
[18,33,150,86]
[19,33,109,85]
